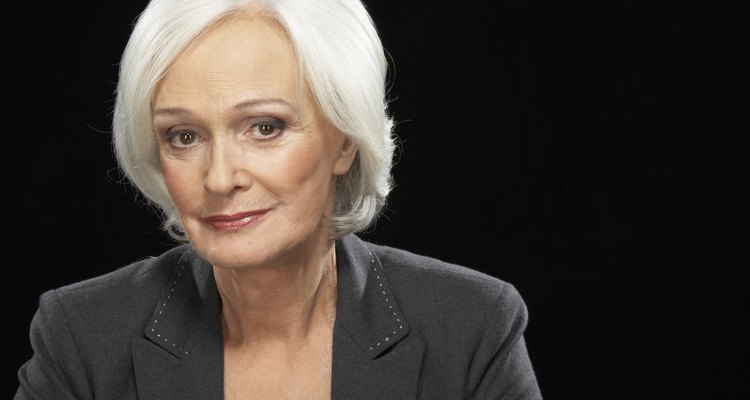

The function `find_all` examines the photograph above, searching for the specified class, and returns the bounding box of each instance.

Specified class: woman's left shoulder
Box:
[367,240,526,314]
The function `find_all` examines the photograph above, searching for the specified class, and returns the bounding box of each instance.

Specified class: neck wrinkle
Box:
[217,245,338,347]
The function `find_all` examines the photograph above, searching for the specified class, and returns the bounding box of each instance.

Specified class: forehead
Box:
[153,13,304,110]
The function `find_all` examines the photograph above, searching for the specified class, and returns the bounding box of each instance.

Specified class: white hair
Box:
[112,0,396,241]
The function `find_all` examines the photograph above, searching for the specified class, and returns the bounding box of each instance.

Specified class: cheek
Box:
[161,160,201,210]
[258,143,337,216]
[274,143,332,190]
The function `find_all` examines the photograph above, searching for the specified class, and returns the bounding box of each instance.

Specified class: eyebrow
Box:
[152,97,296,117]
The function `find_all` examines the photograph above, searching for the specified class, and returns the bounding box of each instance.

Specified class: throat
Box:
[223,316,334,400]
[217,247,339,344]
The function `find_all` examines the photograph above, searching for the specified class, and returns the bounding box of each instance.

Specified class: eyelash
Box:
[162,117,288,150]
[164,130,202,150]
[250,118,286,140]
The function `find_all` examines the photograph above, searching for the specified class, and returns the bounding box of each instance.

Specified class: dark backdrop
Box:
[4,1,748,398]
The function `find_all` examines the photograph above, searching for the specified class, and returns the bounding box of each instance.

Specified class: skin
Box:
[152,12,356,399]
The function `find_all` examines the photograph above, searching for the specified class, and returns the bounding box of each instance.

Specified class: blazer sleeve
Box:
[466,283,543,400]
[15,290,92,400]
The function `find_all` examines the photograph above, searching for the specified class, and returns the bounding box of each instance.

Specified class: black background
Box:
[4,1,748,398]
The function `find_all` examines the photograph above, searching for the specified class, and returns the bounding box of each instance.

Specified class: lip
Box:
[203,209,271,231]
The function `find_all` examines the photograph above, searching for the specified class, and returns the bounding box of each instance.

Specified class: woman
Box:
[15,0,542,399]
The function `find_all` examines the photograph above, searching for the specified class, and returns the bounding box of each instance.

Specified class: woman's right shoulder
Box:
[40,244,193,314]
[17,244,199,397]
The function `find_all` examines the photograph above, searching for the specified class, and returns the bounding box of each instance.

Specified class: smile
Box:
[203,209,270,231]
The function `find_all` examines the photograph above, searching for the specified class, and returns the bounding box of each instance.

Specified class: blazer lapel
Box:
[332,235,425,399]
[131,247,224,400]
[130,235,426,399]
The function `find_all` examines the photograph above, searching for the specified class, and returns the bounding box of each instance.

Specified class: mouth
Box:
[203,209,271,231]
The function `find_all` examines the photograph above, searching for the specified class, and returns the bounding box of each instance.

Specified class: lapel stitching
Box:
[363,247,409,358]
[144,248,195,358]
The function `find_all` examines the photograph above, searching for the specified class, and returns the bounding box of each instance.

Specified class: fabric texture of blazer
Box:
[15,233,543,399]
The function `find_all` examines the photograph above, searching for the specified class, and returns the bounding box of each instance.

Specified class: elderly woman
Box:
[14,0,542,399]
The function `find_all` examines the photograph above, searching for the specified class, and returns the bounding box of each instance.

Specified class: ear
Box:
[332,136,357,176]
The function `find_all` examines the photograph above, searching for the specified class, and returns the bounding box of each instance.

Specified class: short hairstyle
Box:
[112,0,396,241]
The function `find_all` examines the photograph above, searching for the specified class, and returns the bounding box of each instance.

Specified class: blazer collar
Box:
[334,234,411,357]
[331,234,424,399]
[131,235,424,399]
[132,246,224,400]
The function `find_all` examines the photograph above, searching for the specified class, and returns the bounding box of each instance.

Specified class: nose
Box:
[203,140,252,194]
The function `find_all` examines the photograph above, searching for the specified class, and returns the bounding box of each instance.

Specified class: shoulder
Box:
[367,240,524,309]
[335,235,541,398]
[364,239,529,336]
[36,244,191,334]
[48,244,189,298]
[18,245,196,397]
[360,238,539,393]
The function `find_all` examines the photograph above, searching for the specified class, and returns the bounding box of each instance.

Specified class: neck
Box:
[214,239,338,347]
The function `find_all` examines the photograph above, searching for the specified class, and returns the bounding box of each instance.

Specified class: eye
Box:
[257,123,276,136]
[250,118,286,140]
[165,130,202,149]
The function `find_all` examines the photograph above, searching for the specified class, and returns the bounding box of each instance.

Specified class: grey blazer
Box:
[15,234,542,399]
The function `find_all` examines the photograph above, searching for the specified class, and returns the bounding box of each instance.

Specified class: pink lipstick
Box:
[203,209,270,231]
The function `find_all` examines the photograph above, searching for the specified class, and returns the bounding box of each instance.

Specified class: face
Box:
[152,14,355,269]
